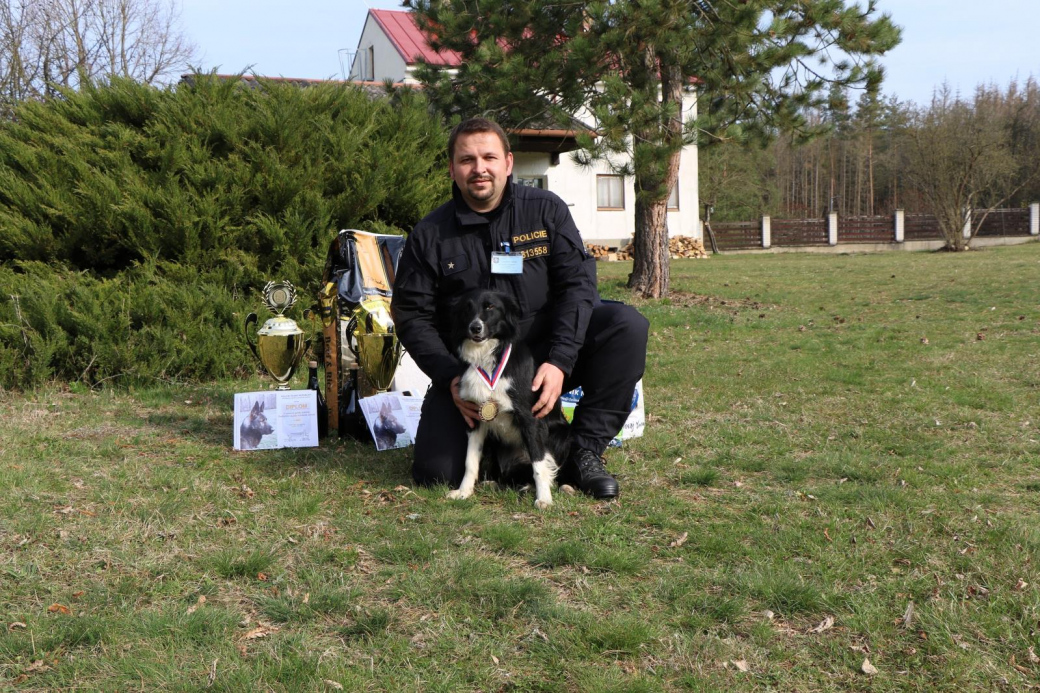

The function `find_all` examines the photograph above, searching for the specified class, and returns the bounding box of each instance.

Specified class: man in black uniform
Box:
[391,117,648,499]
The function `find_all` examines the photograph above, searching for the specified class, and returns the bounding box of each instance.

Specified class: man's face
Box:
[449,131,514,213]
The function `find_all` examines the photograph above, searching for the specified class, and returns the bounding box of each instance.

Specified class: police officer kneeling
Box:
[391,117,649,498]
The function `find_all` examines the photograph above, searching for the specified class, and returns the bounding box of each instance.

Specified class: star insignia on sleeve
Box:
[448,262,455,269]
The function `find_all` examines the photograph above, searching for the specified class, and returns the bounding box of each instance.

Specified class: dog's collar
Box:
[475,344,511,391]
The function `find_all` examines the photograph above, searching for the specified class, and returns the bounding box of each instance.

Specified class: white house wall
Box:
[512,92,700,246]
[350,12,701,246]
[349,16,408,82]
[668,91,700,241]
[511,153,627,244]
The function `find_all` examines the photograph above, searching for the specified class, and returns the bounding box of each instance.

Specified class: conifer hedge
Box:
[0,75,449,389]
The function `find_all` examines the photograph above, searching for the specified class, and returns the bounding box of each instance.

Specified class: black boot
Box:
[565,448,619,499]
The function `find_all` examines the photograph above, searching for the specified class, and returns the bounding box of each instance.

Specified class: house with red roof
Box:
[349,8,700,246]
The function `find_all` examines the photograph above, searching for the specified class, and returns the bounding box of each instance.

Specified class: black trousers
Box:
[412,302,649,488]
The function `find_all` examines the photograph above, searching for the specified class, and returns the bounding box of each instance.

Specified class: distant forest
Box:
[700,77,1040,222]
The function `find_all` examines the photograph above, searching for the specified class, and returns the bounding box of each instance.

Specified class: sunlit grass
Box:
[3,243,1040,689]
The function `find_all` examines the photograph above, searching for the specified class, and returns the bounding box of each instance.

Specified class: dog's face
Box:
[451,290,520,347]
[246,401,274,435]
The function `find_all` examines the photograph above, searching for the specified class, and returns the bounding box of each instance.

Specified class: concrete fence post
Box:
[828,212,838,246]
[963,208,972,240]
[895,209,905,242]
[762,215,771,249]
[1031,203,1039,236]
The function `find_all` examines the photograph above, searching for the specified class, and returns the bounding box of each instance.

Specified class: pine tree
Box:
[407,0,900,297]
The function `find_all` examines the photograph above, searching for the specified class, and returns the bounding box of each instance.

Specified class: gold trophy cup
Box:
[348,296,403,394]
[245,281,308,390]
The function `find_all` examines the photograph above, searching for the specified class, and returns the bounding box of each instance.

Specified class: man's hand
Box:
[531,363,565,419]
[451,376,480,429]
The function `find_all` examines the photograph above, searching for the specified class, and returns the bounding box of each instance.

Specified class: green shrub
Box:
[0,261,253,388]
[0,75,450,388]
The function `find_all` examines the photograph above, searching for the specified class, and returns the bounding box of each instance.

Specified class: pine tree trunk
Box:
[628,193,671,297]
[626,59,681,299]
[867,129,875,216]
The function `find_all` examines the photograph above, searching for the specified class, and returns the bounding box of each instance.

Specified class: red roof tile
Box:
[371,9,461,67]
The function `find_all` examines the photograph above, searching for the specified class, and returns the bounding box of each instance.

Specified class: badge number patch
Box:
[520,243,549,259]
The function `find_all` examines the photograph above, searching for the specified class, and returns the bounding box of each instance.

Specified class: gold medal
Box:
[478,400,499,421]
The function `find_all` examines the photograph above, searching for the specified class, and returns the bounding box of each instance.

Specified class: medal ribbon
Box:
[476,344,512,391]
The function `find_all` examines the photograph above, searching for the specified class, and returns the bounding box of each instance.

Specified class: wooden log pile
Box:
[585,236,710,261]
[668,236,710,259]
[585,243,626,261]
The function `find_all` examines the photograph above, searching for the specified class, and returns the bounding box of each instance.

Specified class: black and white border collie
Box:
[448,289,571,509]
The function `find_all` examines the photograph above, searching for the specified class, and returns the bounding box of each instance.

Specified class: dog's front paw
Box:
[534,497,553,510]
[446,488,473,501]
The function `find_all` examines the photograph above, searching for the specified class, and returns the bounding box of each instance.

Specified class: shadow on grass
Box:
[139,383,415,488]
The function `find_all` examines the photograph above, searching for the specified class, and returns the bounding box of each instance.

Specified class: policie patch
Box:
[511,229,548,246]
[512,229,549,260]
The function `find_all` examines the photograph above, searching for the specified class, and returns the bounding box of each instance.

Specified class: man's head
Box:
[448,118,514,213]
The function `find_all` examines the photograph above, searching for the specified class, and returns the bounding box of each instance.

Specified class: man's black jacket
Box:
[391,179,600,390]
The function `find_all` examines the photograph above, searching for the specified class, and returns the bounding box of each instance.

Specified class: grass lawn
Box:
[3,243,1040,691]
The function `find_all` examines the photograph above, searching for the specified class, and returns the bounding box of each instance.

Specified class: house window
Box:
[516,176,546,189]
[597,175,624,210]
[667,184,679,210]
[366,46,375,80]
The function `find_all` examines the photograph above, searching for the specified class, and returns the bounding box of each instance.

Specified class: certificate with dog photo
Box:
[359,392,422,451]
[233,390,319,451]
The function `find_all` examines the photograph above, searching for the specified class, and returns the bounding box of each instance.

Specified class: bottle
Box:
[338,367,370,441]
[306,361,329,439]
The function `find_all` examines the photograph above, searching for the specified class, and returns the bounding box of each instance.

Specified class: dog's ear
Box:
[501,293,521,317]
[251,401,261,414]
[499,294,521,340]
[448,292,474,348]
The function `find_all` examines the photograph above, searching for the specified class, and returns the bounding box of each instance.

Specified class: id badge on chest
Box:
[491,242,523,274]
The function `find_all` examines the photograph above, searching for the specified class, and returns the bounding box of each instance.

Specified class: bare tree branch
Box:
[0,0,195,113]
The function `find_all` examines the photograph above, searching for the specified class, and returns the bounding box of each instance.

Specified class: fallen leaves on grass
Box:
[323,680,344,690]
[861,658,879,675]
[47,603,70,614]
[807,616,834,634]
[899,601,914,629]
[529,627,550,643]
[670,532,688,548]
[187,595,206,615]
[9,622,27,630]
[241,624,279,640]
[12,660,50,684]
